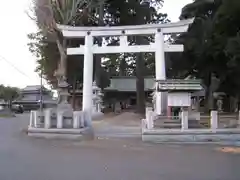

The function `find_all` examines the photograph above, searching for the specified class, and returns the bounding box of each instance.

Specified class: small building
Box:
[13,85,56,111]
[68,76,156,110]
[104,76,155,106]
[155,79,203,117]
[0,99,7,110]
[69,76,205,111]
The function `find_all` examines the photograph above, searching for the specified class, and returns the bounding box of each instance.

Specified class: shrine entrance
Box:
[57,19,194,121]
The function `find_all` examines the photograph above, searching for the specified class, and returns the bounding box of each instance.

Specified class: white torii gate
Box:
[57,18,193,117]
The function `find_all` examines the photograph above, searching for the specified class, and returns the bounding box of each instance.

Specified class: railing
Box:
[143,108,240,131]
[29,109,88,129]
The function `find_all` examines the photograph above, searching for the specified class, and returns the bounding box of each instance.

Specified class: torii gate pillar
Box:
[155,30,167,114]
[82,35,94,113]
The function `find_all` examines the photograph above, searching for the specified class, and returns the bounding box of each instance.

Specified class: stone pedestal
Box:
[44,109,51,129]
[91,81,104,120]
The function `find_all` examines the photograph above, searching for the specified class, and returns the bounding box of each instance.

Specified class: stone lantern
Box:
[92,81,104,118]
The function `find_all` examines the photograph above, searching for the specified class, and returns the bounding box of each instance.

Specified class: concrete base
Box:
[27,127,94,140]
[142,129,240,144]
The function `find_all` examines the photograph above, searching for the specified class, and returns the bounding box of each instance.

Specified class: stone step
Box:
[154,124,181,129]
[154,120,206,129]
[157,120,181,123]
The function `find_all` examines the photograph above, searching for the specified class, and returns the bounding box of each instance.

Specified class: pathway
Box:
[0,113,239,180]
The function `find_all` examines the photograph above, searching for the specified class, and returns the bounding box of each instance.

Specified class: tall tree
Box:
[172,0,240,111]
[29,0,105,107]
[0,85,19,108]
[29,0,168,113]
[105,0,168,114]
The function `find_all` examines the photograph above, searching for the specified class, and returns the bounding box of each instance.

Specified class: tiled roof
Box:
[21,85,48,92]
[105,77,155,92]
[105,77,204,92]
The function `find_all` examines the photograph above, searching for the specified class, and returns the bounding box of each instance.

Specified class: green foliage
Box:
[28,0,102,88]
[29,0,168,87]
[0,85,19,102]
[169,0,240,109]
[102,0,168,77]
[28,32,59,87]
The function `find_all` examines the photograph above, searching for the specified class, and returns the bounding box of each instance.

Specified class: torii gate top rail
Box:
[57,18,194,38]
[57,18,194,55]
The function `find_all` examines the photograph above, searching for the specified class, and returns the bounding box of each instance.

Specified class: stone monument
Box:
[92,81,104,119]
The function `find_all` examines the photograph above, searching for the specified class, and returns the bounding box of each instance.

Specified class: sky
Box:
[0,0,192,89]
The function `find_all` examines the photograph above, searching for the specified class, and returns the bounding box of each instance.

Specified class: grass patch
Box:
[0,114,16,118]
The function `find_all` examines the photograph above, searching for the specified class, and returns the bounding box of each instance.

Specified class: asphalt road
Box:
[0,113,239,180]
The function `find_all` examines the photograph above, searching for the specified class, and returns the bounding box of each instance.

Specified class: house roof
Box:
[156,79,203,91]
[0,99,7,105]
[21,85,49,92]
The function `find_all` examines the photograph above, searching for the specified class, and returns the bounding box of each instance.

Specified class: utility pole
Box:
[40,69,43,113]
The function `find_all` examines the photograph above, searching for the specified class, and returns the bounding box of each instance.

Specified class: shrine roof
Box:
[156,79,203,91]
[105,77,203,92]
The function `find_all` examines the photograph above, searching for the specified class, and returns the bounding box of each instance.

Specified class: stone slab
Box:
[27,127,94,140]
[142,128,240,135]
[28,132,87,140]
[142,129,240,144]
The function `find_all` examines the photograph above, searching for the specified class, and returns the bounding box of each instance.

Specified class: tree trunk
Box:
[204,72,215,112]
[208,88,214,111]
[56,38,67,77]
[237,95,240,112]
[119,56,127,76]
[9,100,12,110]
[136,52,145,115]
[72,75,77,110]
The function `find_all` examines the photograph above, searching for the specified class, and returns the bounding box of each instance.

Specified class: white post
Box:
[34,111,38,128]
[29,111,35,128]
[181,111,189,130]
[149,111,154,129]
[155,30,166,80]
[120,36,128,46]
[73,111,81,129]
[80,112,85,128]
[211,110,218,130]
[145,107,154,129]
[84,110,92,127]
[44,109,51,129]
[57,111,64,129]
[155,30,167,115]
[82,34,94,114]
[238,110,240,126]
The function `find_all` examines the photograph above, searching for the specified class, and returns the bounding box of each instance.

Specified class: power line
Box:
[0,55,32,80]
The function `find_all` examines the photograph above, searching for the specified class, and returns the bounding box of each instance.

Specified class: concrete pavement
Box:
[0,113,239,180]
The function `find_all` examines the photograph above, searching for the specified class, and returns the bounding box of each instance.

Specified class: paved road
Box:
[0,113,239,180]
